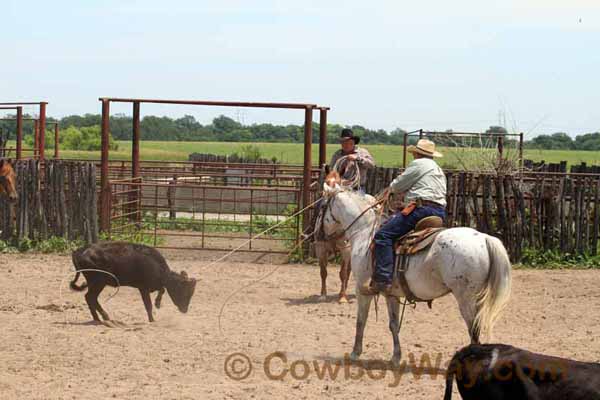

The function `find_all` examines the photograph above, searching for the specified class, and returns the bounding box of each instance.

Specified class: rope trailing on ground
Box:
[217,230,316,336]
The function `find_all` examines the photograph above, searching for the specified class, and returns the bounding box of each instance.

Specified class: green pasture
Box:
[5,140,600,168]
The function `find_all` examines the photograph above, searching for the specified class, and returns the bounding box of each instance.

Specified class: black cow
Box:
[444,344,600,400]
[70,242,197,323]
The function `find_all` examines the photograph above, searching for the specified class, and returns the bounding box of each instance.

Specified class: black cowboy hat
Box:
[340,128,360,144]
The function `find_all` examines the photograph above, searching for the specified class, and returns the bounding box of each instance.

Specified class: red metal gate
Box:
[108,162,318,254]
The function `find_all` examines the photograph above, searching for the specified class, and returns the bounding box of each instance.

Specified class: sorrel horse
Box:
[0,158,17,202]
[321,170,512,367]
[314,238,352,302]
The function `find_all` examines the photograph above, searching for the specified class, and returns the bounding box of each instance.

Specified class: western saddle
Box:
[391,215,446,305]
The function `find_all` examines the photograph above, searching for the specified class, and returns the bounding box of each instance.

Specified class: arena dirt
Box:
[1,252,599,399]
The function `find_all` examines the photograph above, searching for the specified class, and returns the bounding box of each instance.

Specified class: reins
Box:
[323,184,391,242]
[326,196,385,241]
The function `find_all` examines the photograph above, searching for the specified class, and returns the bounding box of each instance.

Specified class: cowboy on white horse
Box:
[321,142,511,363]
[366,138,447,295]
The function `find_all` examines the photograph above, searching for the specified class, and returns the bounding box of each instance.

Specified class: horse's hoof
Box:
[350,351,361,361]
[338,296,348,304]
[319,295,327,302]
[391,355,402,369]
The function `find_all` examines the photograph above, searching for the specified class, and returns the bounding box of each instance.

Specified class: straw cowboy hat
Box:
[407,139,443,158]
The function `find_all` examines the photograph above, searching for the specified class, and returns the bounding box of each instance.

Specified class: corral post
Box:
[402,132,408,168]
[16,106,23,159]
[131,101,141,224]
[33,119,39,158]
[38,102,47,160]
[497,135,504,159]
[519,132,524,171]
[54,123,60,158]
[132,101,141,178]
[302,106,313,251]
[318,107,328,168]
[100,99,111,232]
[419,128,423,140]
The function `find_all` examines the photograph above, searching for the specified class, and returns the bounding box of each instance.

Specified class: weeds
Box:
[0,237,84,254]
[519,248,600,269]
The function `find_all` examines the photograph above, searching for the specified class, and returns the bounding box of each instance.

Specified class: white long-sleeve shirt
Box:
[389,158,447,207]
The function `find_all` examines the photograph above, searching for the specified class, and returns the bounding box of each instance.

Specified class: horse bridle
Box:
[321,192,383,242]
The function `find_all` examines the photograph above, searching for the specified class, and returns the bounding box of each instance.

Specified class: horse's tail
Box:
[473,235,512,340]
[70,272,87,291]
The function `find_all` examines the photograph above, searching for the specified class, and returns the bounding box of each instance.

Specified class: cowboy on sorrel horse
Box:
[0,158,18,202]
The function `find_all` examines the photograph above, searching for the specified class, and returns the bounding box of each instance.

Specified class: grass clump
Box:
[518,248,600,269]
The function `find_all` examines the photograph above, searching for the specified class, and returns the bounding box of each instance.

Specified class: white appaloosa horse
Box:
[321,176,512,367]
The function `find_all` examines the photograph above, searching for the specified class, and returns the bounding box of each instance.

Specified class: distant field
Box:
[5,140,600,167]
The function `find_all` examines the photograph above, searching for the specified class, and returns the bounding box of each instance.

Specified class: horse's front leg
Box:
[350,292,373,360]
[315,241,328,300]
[386,296,402,368]
[338,241,352,303]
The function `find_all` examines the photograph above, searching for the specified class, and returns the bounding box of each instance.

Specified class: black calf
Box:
[444,344,600,400]
[70,242,197,322]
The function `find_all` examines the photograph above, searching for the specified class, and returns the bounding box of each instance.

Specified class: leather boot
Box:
[359,280,392,296]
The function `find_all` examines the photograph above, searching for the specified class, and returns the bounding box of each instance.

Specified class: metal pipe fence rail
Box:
[67,159,321,187]
[68,160,319,179]
[0,117,60,159]
[0,102,48,160]
[108,176,305,254]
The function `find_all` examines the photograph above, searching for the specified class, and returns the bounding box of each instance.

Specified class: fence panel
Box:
[108,165,308,254]
[360,166,600,261]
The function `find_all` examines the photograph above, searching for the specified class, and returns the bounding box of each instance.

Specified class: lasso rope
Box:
[217,231,314,335]
[215,199,321,335]
[205,198,320,269]
[332,155,361,190]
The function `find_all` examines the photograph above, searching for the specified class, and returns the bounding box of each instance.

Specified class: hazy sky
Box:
[3,0,599,138]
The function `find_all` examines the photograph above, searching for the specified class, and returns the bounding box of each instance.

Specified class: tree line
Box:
[0,113,599,150]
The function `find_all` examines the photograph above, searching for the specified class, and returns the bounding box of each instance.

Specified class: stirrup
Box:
[360,281,392,296]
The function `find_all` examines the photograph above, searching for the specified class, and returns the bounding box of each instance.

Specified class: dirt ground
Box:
[1,251,600,400]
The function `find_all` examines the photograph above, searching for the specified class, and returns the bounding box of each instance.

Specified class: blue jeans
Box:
[373,205,446,285]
